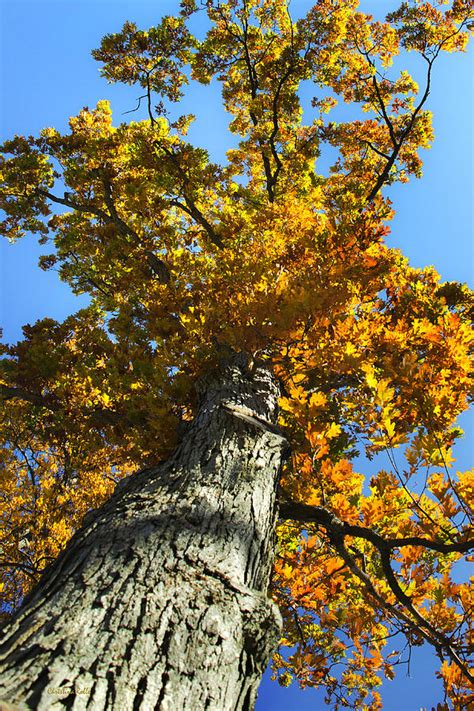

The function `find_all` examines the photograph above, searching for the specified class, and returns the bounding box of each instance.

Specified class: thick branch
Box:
[0,383,126,430]
[37,184,170,284]
[0,385,44,407]
[157,145,225,249]
[279,500,474,555]
[279,499,474,682]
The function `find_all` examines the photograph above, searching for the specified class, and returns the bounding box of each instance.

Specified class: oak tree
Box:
[0,1,473,709]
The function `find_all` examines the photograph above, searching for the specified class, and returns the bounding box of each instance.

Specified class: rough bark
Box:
[0,355,287,710]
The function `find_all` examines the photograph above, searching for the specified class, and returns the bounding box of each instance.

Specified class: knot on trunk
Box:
[196,351,281,427]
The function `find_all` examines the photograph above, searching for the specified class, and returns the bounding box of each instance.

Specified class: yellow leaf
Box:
[365,369,378,391]
[325,422,341,439]
[309,391,327,409]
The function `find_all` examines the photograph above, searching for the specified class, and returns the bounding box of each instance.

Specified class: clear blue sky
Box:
[0,2,472,709]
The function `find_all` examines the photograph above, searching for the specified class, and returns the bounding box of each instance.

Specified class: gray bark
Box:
[0,355,287,710]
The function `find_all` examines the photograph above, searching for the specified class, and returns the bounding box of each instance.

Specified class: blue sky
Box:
[0,2,472,709]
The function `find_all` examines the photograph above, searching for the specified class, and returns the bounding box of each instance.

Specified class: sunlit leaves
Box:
[92,17,195,106]
[0,137,54,241]
[0,0,473,707]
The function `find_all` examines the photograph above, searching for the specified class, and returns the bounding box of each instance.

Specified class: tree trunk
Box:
[0,355,287,711]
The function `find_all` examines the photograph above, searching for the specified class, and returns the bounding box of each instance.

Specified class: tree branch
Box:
[279,498,474,682]
[0,385,45,407]
[279,500,474,555]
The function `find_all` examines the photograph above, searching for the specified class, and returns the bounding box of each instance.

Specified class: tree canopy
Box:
[0,1,473,708]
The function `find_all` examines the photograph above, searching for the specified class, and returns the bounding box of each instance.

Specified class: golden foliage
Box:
[1,0,473,706]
